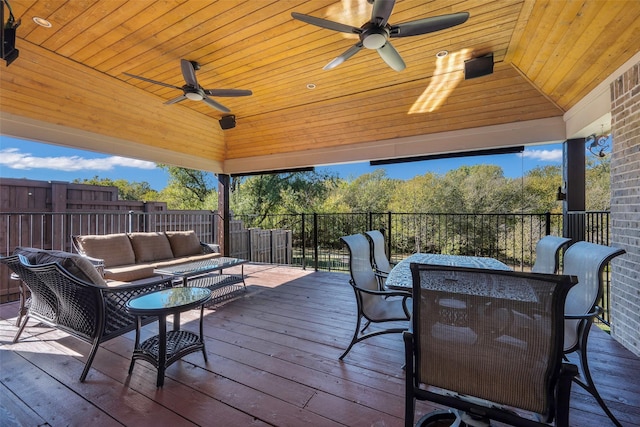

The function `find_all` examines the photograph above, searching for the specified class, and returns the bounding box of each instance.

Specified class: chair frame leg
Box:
[573,346,622,427]
[80,338,102,382]
[13,314,29,343]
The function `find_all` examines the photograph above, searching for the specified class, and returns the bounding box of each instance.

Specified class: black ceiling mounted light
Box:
[291,0,469,71]
[1,0,21,66]
[124,59,252,113]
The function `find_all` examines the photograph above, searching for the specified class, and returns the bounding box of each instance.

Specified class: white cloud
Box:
[520,149,562,162]
[0,148,156,171]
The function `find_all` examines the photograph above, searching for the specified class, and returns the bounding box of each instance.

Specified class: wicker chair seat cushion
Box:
[165,231,202,257]
[128,232,174,263]
[75,233,136,268]
[14,247,107,287]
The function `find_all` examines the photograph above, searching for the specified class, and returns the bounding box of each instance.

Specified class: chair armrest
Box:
[100,276,173,338]
[564,306,603,320]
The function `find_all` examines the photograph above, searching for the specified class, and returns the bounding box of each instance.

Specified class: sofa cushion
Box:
[13,247,107,287]
[103,264,156,282]
[75,233,136,268]
[165,231,202,257]
[128,232,173,263]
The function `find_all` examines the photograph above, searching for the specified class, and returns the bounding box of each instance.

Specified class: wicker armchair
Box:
[1,251,171,382]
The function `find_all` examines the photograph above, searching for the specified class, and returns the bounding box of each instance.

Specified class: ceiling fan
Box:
[291,0,469,71]
[123,59,252,113]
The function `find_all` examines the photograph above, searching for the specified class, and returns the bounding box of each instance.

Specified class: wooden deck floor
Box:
[1,263,639,427]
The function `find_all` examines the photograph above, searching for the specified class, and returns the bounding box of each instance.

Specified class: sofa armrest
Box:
[201,242,221,254]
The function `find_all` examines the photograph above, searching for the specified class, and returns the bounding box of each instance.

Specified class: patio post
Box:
[217,174,230,256]
[562,139,586,241]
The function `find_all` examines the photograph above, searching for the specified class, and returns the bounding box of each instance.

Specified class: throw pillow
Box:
[165,231,202,257]
[128,232,174,263]
[75,233,136,267]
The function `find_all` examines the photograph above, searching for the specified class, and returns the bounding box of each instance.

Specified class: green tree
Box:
[586,155,611,211]
[74,176,159,201]
[332,169,399,212]
[157,165,217,209]
[231,170,338,225]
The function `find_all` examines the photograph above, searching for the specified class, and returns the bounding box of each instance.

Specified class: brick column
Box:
[610,62,640,356]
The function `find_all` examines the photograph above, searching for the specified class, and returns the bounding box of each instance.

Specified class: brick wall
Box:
[610,62,640,356]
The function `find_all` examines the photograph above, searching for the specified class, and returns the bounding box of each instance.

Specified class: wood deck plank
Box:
[1,263,638,427]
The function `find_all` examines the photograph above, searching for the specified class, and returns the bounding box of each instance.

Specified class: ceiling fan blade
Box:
[291,12,361,34]
[203,96,230,113]
[164,95,187,105]
[180,59,199,87]
[371,0,396,26]
[204,89,253,97]
[390,12,470,37]
[123,72,182,90]
[377,42,405,71]
[323,42,363,70]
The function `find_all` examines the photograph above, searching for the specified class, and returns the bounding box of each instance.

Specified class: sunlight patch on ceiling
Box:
[409,48,471,114]
[326,0,369,39]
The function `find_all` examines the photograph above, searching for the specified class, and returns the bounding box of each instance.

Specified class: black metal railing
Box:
[2,210,615,323]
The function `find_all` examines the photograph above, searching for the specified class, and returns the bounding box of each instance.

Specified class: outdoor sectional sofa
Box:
[72,231,221,282]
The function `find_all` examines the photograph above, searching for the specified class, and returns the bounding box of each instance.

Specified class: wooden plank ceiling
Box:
[1,0,639,174]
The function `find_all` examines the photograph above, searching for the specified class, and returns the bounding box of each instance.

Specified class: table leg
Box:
[199,304,208,362]
[128,316,142,374]
[157,314,167,387]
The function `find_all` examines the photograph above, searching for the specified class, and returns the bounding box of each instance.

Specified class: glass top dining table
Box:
[384,253,512,291]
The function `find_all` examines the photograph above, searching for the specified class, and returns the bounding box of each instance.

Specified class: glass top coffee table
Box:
[126,287,211,387]
[155,257,248,304]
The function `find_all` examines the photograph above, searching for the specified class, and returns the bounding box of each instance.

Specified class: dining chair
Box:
[364,229,395,289]
[531,235,572,274]
[339,234,411,360]
[561,241,626,427]
[405,263,578,427]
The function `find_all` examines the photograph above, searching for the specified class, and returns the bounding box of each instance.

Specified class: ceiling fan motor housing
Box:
[360,23,390,49]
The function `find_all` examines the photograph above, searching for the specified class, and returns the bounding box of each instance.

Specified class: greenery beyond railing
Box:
[1,210,613,322]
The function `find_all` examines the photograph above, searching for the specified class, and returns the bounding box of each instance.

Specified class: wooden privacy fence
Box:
[229,220,292,264]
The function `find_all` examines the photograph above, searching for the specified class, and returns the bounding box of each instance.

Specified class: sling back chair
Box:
[561,241,626,427]
[364,229,395,290]
[2,249,170,382]
[531,236,572,274]
[339,234,411,360]
[405,263,578,427]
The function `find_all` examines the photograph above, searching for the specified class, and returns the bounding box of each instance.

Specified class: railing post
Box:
[545,211,551,235]
[300,213,305,270]
[313,213,319,271]
[387,211,392,258]
[368,212,373,231]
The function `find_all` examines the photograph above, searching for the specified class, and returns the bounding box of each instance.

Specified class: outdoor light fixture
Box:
[585,133,610,157]
[1,0,20,67]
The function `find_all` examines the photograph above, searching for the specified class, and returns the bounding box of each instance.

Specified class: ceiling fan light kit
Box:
[292,0,469,71]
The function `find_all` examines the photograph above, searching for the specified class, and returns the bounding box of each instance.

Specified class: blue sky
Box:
[0,135,563,190]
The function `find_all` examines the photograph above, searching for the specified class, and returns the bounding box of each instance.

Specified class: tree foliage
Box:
[73,176,159,201]
[230,170,338,225]
[157,165,217,210]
